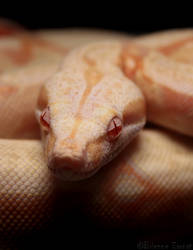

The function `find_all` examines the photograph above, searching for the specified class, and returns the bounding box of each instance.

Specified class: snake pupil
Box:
[40,107,50,129]
[107,116,122,141]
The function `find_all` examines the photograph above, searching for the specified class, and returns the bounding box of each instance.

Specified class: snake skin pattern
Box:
[0,21,193,248]
[1,128,193,248]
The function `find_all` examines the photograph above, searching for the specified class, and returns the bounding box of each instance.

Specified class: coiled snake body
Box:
[0,21,193,247]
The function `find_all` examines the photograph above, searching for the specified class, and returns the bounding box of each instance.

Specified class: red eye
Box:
[107,116,122,141]
[40,107,50,130]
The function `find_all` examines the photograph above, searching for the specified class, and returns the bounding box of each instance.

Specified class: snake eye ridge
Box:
[107,116,122,141]
[40,106,50,130]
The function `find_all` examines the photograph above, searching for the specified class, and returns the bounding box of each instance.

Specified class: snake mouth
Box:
[48,154,84,180]
[47,149,97,181]
[47,142,105,181]
[48,166,99,181]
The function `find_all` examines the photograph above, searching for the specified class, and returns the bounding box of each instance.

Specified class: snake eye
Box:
[107,116,122,141]
[40,106,50,130]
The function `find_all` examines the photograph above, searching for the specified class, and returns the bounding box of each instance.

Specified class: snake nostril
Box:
[40,106,50,130]
[48,155,87,181]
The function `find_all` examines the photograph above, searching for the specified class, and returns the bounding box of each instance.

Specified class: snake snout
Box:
[48,155,88,181]
[47,140,90,181]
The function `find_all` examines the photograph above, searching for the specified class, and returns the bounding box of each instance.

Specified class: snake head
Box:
[36,42,146,181]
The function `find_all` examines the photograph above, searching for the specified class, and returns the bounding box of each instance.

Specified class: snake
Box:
[0,20,193,247]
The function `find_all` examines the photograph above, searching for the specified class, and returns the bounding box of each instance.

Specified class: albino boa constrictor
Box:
[0,21,193,247]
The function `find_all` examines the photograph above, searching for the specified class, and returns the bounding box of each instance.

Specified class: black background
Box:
[1,2,193,34]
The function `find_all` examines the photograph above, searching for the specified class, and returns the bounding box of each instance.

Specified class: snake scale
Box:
[0,20,193,248]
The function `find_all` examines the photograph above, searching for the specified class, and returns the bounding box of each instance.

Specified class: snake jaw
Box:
[44,115,145,181]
